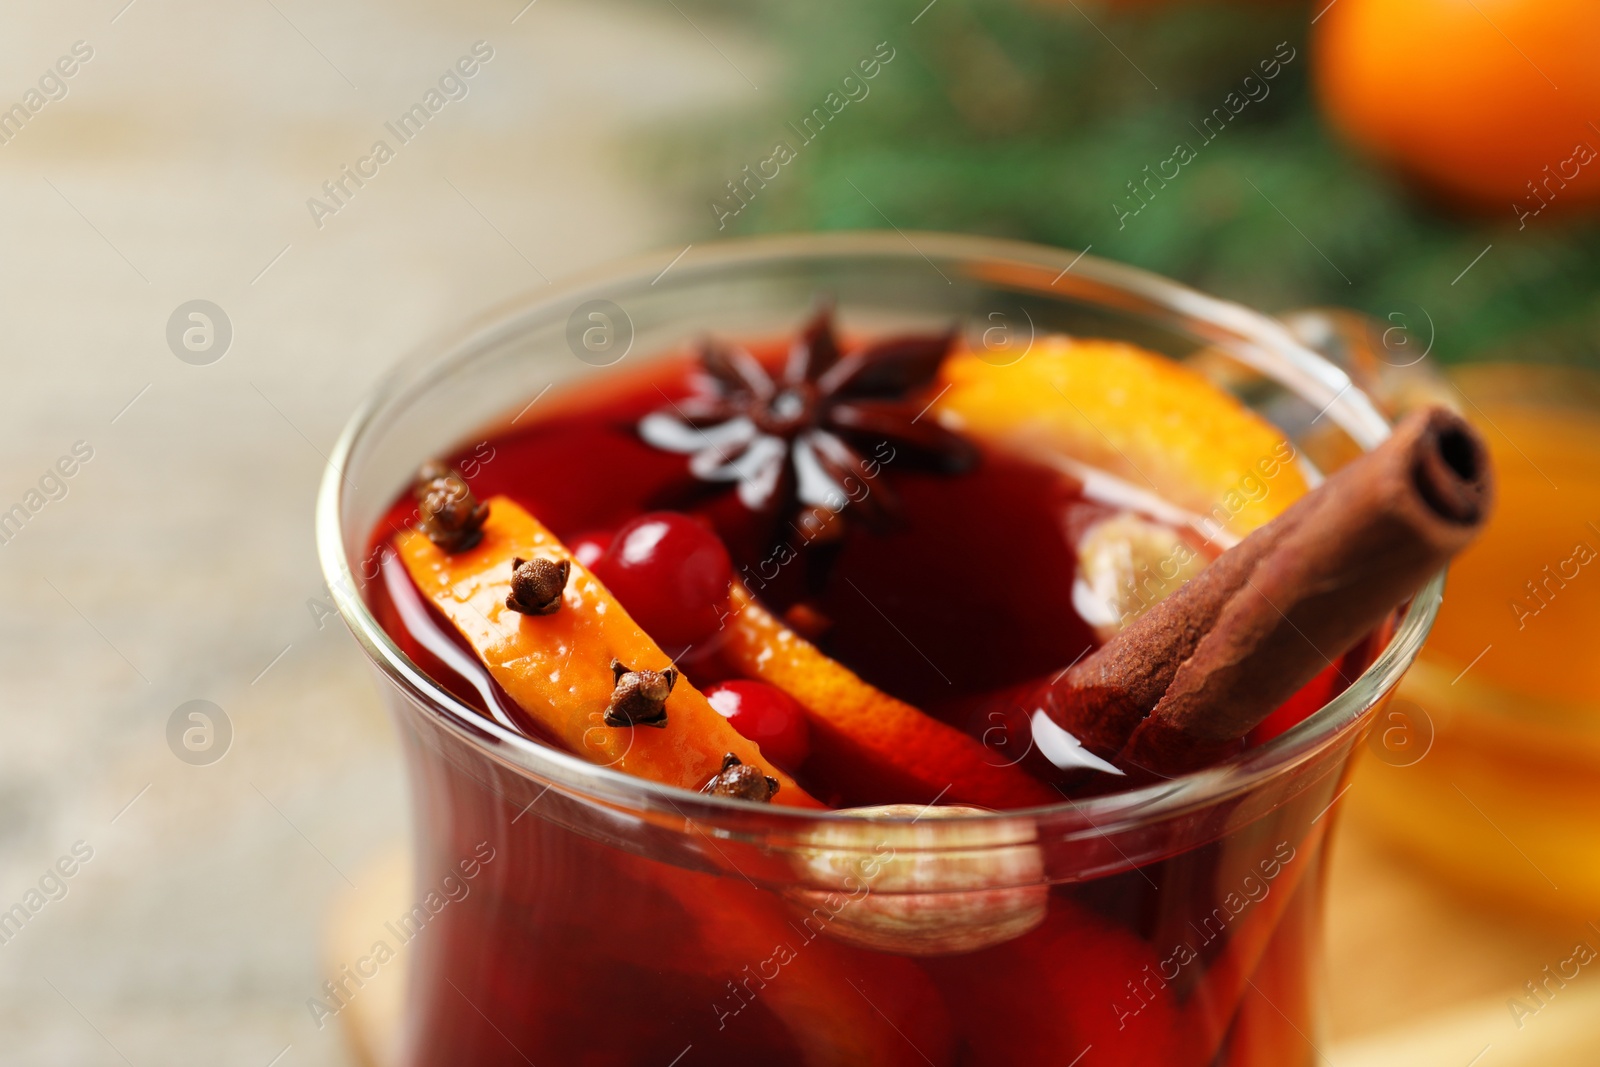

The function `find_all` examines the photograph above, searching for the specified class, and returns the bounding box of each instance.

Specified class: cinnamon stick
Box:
[1043,405,1492,777]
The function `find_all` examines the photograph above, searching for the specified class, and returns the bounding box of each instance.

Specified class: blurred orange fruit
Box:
[1314,0,1600,216]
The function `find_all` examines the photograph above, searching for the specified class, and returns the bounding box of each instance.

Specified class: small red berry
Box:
[569,530,612,569]
[591,513,732,651]
[704,680,811,771]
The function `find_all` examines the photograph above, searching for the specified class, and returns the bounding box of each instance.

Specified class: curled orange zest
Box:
[722,585,1057,809]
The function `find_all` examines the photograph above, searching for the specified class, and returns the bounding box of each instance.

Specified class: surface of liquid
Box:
[365,347,1372,806]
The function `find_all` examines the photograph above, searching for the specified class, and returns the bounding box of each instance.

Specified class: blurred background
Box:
[1,0,1595,1063]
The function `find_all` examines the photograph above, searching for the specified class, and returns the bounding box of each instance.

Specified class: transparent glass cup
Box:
[316,233,1439,1066]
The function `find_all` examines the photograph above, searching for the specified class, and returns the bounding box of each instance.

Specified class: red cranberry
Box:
[591,513,732,650]
[704,680,810,771]
[569,530,612,570]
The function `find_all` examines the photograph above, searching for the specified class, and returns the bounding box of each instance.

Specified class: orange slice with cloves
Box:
[395,496,820,807]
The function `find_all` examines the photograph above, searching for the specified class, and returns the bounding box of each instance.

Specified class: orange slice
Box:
[722,585,1058,809]
[934,338,1308,539]
[395,496,820,808]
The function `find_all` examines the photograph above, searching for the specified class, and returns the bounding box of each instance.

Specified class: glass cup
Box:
[316,233,1440,1066]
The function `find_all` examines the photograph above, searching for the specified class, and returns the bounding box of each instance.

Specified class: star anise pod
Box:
[638,305,976,532]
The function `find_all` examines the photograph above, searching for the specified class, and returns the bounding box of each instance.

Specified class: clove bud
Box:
[703,752,780,802]
[604,661,675,728]
[506,556,570,615]
[412,460,452,498]
[417,472,489,553]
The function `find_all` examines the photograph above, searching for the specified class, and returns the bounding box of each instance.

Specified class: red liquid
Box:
[364,349,1379,1065]
[372,353,1107,707]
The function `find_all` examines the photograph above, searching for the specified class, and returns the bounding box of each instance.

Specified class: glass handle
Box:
[1277,307,1456,420]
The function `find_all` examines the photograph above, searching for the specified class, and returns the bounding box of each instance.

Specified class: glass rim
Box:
[315,230,1442,836]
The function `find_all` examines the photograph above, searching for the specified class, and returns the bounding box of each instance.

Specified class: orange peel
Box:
[395,497,820,807]
[722,585,1057,809]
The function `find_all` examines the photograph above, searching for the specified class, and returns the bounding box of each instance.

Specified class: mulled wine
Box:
[347,300,1490,1065]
